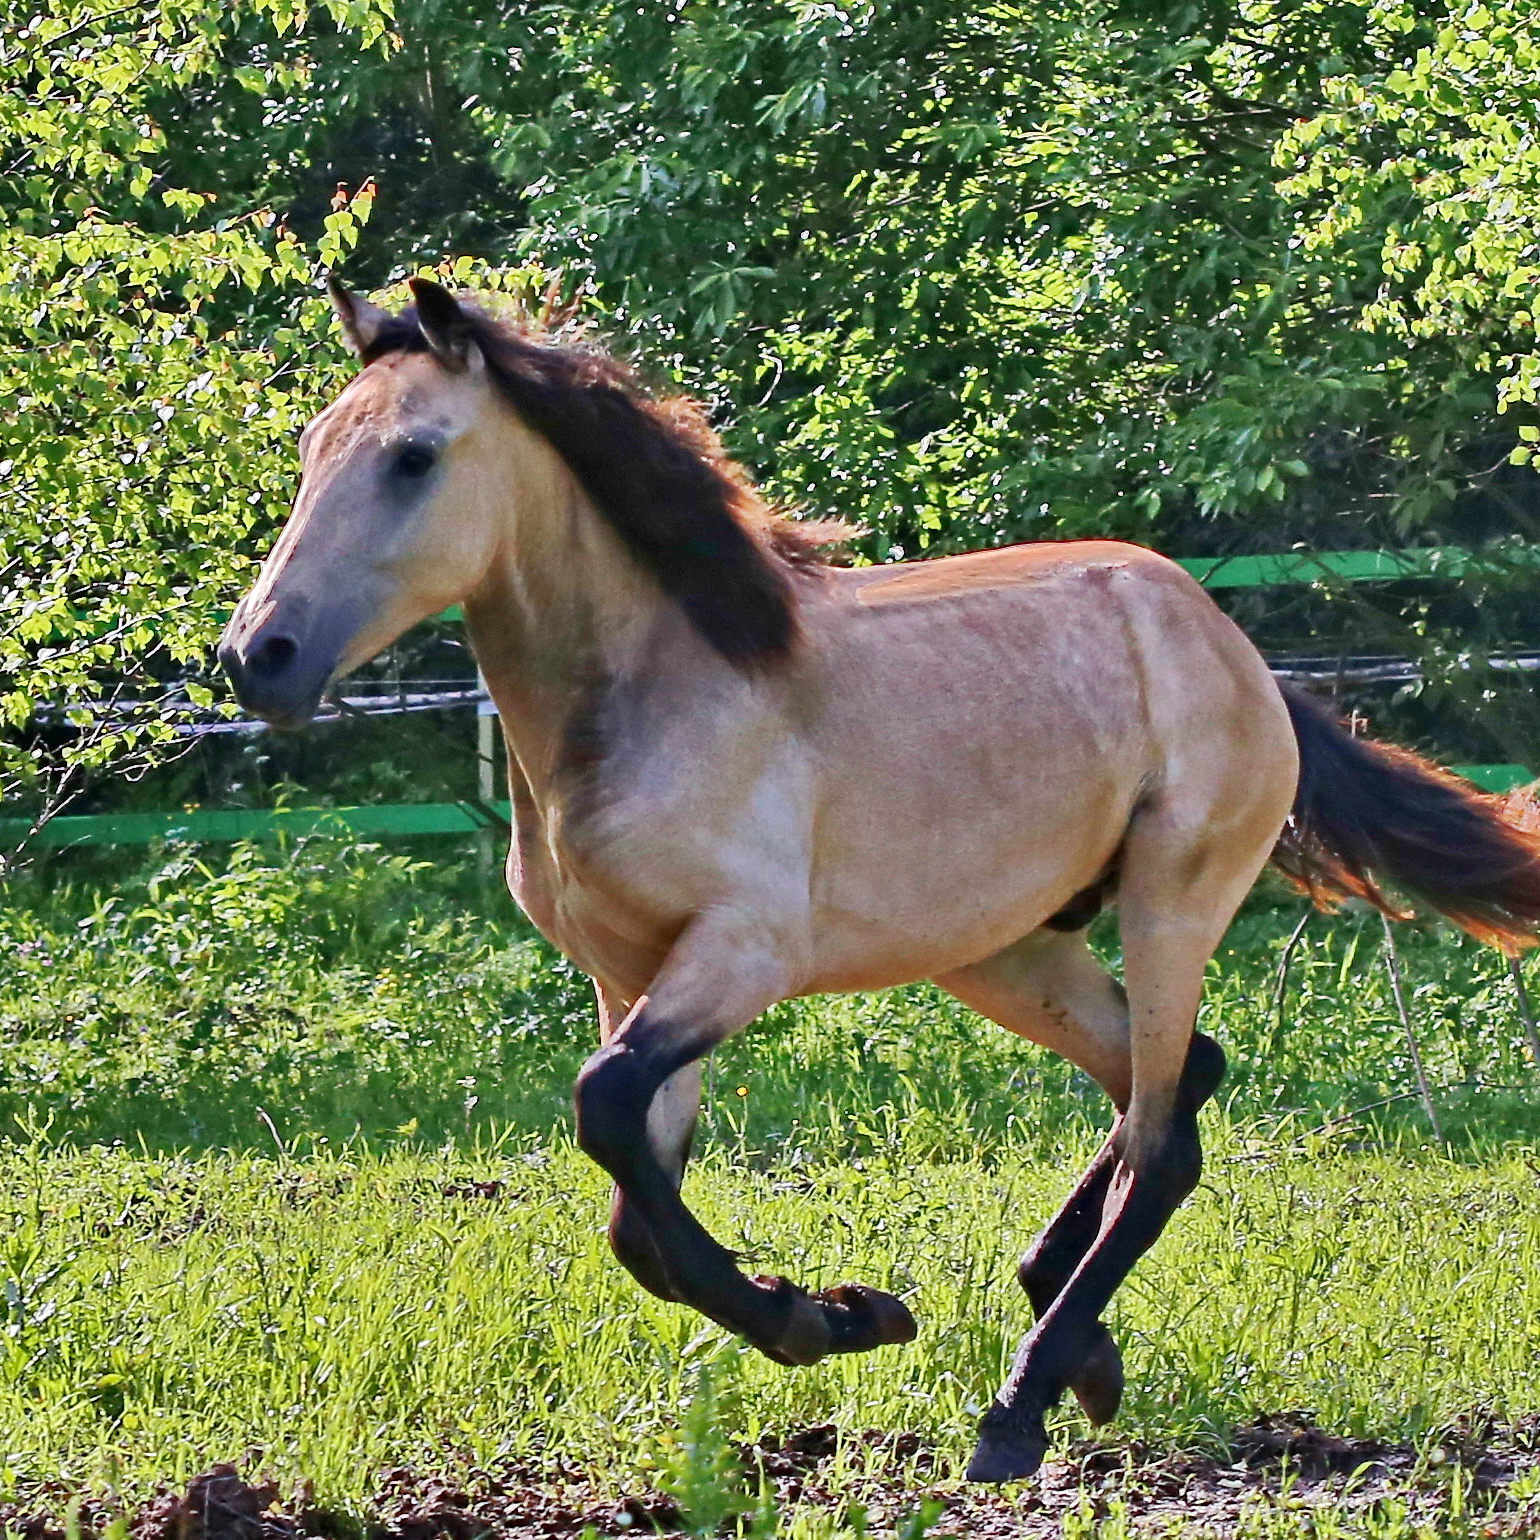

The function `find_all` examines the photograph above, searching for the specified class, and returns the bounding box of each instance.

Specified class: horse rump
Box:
[1273,682,1540,952]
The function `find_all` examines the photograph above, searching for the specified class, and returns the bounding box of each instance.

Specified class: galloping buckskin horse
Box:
[220,279,1540,1482]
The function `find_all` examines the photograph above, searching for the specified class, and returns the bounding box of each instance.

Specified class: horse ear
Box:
[327,277,391,359]
[408,277,482,373]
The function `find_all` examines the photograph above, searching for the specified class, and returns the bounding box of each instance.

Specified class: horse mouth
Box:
[224,673,332,731]
[250,693,328,732]
[215,581,381,731]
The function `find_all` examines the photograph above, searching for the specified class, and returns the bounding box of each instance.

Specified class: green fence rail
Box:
[5,766,1534,850]
[1172,544,1540,588]
[9,542,1538,850]
[2,802,513,849]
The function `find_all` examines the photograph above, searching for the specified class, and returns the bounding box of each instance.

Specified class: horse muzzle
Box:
[218,594,356,729]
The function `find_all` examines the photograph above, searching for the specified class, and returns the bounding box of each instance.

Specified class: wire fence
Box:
[11,541,1540,850]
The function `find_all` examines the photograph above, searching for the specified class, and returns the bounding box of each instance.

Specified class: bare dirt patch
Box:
[4,1416,1538,1540]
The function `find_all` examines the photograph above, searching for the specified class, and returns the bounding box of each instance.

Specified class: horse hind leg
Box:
[1008,1032,1227,1427]
[1016,1138,1126,1425]
[936,929,1137,1427]
[962,795,1279,1483]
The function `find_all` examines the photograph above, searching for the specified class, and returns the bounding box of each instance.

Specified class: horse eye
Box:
[393,442,438,478]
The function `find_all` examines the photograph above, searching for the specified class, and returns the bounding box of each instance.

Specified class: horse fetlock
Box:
[752,1275,833,1366]
[967,1403,1049,1484]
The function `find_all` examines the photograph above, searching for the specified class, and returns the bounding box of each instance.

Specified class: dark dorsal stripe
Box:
[362,306,821,667]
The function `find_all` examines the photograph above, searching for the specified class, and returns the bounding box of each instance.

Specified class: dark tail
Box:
[1274,683,1540,952]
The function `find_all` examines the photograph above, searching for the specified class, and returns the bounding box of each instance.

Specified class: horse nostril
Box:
[248,633,300,679]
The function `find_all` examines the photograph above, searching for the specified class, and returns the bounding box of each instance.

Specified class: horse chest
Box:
[503,790,701,989]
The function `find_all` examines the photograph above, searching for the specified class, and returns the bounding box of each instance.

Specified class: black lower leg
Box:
[609,1113,697,1302]
[1018,1034,1224,1298]
[1016,1140,1117,1310]
[610,1189,680,1301]
[1176,1031,1228,1111]
[1017,1138,1123,1425]
[1018,1032,1224,1313]
[576,1030,916,1363]
[970,1034,1226,1481]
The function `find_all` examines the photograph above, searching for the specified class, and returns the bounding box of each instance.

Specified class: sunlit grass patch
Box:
[1,1137,1538,1515]
[4,842,1540,1533]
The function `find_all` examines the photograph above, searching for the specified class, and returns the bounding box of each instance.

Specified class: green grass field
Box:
[3,838,1540,1536]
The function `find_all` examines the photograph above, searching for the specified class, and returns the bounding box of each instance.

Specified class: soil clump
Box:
[3,1415,1536,1540]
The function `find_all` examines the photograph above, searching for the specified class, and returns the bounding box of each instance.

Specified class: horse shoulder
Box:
[524,663,815,973]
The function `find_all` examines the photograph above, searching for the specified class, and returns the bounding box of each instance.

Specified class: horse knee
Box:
[574,1042,655,1172]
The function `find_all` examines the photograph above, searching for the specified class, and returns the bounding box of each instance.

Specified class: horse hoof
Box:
[817,1283,918,1352]
[747,1277,916,1366]
[965,1422,1048,1483]
[1071,1329,1124,1426]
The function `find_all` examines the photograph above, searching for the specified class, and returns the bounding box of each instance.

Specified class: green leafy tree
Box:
[12,0,1540,845]
[0,0,387,858]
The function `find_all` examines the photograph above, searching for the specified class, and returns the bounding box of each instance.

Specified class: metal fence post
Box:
[477,670,498,874]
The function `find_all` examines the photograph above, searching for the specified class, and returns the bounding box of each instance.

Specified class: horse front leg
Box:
[594,982,700,1303]
[575,917,917,1365]
[605,1062,702,1302]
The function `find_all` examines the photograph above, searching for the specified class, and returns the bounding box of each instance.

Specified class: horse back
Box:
[791,541,1289,987]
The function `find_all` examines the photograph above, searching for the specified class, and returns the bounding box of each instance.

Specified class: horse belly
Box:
[804,754,1137,992]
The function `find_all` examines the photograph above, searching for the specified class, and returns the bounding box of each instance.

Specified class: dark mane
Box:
[363,301,848,666]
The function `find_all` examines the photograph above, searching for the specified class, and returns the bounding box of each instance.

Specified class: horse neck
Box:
[459,424,660,790]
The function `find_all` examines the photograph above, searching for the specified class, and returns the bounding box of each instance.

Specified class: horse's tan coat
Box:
[215,287,1540,1477]
[234,347,1297,1167]
[223,301,1304,1471]
[225,305,1306,1463]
